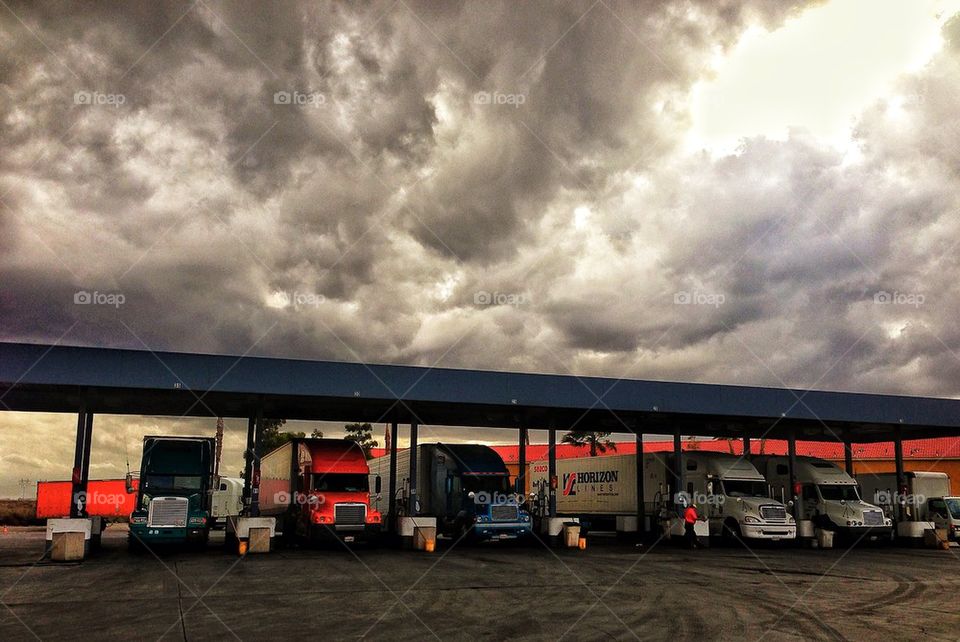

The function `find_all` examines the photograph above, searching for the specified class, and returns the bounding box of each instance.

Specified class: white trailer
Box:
[528,452,795,542]
[753,455,892,541]
[858,471,960,542]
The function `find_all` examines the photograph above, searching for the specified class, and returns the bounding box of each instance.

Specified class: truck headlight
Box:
[743,516,760,524]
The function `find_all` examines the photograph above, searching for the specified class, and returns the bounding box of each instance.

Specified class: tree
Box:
[256,419,305,456]
[344,422,379,458]
[561,430,617,457]
[310,428,324,438]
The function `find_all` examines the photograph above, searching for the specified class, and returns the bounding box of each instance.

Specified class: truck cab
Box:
[369,443,533,542]
[260,439,382,544]
[925,496,960,540]
[688,453,796,542]
[128,436,216,550]
[754,455,892,540]
[434,444,533,542]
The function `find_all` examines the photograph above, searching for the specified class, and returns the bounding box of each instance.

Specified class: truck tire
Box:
[722,519,743,546]
[128,535,144,554]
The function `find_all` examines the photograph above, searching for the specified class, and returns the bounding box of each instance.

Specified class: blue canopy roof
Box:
[2,341,959,442]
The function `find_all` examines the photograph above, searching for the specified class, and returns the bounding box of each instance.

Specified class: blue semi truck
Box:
[368,443,533,542]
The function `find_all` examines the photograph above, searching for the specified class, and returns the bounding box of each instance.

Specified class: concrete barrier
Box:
[45,517,101,561]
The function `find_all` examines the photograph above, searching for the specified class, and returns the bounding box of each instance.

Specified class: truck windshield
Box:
[722,480,769,498]
[947,498,960,519]
[311,473,368,493]
[818,484,860,501]
[143,475,203,492]
[462,475,510,494]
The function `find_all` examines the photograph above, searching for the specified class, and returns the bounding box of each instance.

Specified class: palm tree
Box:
[562,430,617,457]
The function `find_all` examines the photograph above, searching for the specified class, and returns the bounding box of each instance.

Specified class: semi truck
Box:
[858,471,960,542]
[368,443,533,542]
[128,436,216,550]
[528,452,795,542]
[752,455,892,541]
[259,438,382,544]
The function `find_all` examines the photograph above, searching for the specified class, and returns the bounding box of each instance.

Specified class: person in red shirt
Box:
[684,504,699,549]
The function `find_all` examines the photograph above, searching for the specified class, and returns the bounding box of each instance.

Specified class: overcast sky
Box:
[2,0,960,497]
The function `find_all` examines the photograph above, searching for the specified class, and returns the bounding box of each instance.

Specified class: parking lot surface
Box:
[1,526,958,641]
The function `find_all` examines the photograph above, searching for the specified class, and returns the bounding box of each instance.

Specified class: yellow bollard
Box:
[238,540,248,556]
[578,536,587,550]
[425,539,436,553]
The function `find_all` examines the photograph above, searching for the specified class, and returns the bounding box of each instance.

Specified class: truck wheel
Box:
[128,536,144,554]
[722,520,743,546]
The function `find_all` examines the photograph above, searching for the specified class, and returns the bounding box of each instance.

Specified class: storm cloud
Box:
[1,1,959,494]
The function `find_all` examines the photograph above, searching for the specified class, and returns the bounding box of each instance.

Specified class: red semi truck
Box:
[259,438,382,544]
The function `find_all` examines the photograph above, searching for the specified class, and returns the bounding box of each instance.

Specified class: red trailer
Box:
[36,479,139,520]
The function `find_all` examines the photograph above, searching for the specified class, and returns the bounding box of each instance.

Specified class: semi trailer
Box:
[128,436,216,550]
[36,479,138,520]
[858,471,960,542]
[528,452,795,542]
[368,443,533,542]
[753,455,892,541]
[259,438,382,544]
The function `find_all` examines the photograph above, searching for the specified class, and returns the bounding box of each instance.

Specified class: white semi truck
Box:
[858,471,960,542]
[528,452,795,542]
[753,455,892,541]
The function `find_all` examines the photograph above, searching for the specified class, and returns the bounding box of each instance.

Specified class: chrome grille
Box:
[148,497,188,527]
[491,505,518,522]
[864,511,882,526]
[334,504,366,525]
[760,505,787,521]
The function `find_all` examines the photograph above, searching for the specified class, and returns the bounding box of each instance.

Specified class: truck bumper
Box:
[310,523,381,543]
[741,524,797,540]
[831,525,893,539]
[129,525,208,544]
[472,522,534,542]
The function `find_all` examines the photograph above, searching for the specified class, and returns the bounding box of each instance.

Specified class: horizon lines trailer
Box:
[528,451,795,541]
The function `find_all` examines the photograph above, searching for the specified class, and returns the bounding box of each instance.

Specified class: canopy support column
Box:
[388,421,399,534]
[548,421,557,517]
[70,409,93,518]
[518,425,528,495]
[788,431,799,521]
[636,430,645,535]
[408,421,419,516]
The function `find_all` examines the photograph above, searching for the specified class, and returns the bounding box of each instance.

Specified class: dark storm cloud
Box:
[3,0,960,488]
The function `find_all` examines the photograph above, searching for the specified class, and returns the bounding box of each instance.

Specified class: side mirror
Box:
[375,475,382,494]
[125,472,135,495]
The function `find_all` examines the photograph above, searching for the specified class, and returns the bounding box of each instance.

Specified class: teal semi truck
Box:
[128,436,216,550]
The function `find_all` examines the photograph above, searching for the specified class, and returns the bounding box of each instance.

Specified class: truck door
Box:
[705,478,721,519]
[801,484,819,520]
[928,498,949,530]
